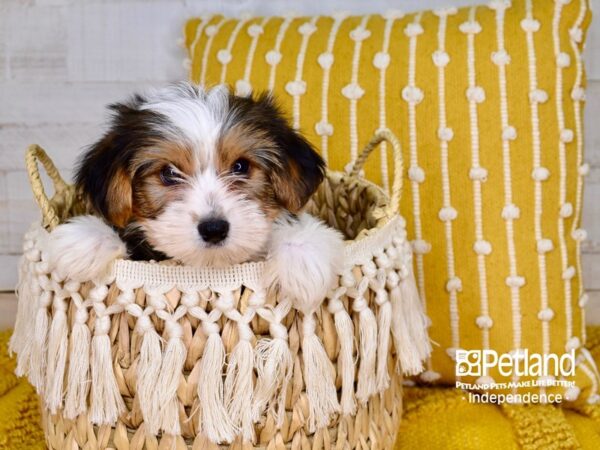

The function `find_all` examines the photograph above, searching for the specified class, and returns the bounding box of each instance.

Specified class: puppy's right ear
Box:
[75,98,146,228]
[76,130,133,228]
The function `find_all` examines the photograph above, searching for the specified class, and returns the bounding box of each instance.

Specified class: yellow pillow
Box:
[184,0,598,403]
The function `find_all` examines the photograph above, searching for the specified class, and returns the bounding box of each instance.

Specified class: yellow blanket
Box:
[2,328,600,449]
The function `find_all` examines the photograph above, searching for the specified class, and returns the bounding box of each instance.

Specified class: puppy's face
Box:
[76,83,324,266]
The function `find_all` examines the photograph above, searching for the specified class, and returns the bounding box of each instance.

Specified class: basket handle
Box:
[25,144,69,230]
[348,128,403,216]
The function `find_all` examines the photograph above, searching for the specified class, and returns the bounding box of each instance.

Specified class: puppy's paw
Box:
[266,213,344,311]
[44,215,127,282]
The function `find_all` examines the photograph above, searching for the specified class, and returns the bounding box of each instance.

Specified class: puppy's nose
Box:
[198,219,229,244]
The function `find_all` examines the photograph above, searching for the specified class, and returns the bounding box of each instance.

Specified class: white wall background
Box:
[0,0,598,312]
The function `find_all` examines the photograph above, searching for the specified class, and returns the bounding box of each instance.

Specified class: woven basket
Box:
[10,129,430,450]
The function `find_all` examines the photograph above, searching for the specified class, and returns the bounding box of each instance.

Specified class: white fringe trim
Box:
[12,218,431,443]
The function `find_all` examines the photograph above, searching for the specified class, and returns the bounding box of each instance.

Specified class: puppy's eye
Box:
[231,158,250,175]
[160,165,181,186]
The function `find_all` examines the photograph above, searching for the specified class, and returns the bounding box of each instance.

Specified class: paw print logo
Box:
[455,350,482,377]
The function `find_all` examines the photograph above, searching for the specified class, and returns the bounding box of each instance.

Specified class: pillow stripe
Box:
[290,17,319,130]
[465,6,493,354]
[523,0,552,370]
[493,6,523,390]
[570,0,587,343]
[552,0,574,345]
[317,14,345,163]
[375,13,398,194]
[267,16,293,92]
[434,10,463,381]
[236,17,271,97]
[200,17,227,86]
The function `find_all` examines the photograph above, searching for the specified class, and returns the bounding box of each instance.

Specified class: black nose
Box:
[198,219,229,244]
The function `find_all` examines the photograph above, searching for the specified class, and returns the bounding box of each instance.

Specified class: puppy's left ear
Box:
[257,96,325,212]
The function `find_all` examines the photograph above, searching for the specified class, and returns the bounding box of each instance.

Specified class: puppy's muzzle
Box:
[198,218,229,244]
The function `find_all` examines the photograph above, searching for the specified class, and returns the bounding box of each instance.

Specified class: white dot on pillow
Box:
[437,127,454,142]
[537,308,554,321]
[491,50,511,66]
[536,239,554,254]
[562,266,576,280]
[373,52,390,69]
[532,167,550,181]
[505,275,526,288]
[318,52,334,69]
[560,128,574,143]
[402,86,424,104]
[502,125,517,141]
[341,83,364,100]
[404,23,424,37]
[560,202,573,218]
[438,206,458,222]
[469,167,488,181]
[556,52,571,68]
[476,315,493,329]
[432,50,450,67]
[572,228,588,242]
[459,21,482,34]
[445,276,462,292]
[408,166,425,183]
[473,240,492,255]
[520,18,541,32]
[466,86,486,103]
[529,89,548,103]
[411,239,431,254]
[502,204,520,220]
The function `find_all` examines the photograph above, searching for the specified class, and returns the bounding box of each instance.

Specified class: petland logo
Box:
[455,349,576,378]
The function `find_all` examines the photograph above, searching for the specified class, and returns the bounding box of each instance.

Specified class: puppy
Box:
[47,83,344,304]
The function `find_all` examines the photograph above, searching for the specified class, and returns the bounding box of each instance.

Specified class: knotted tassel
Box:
[129,302,162,434]
[373,271,392,393]
[389,270,424,376]
[10,238,38,359]
[252,300,293,428]
[353,274,378,405]
[89,284,125,425]
[198,319,236,443]
[224,320,255,442]
[400,266,432,363]
[45,279,72,413]
[157,306,188,435]
[12,254,43,377]
[29,278,53,393]
[301,313,340,431]
[327,286,356,416]
[64,294,91,419]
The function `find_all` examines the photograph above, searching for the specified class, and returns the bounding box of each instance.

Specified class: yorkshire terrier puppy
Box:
[46,83,344,303]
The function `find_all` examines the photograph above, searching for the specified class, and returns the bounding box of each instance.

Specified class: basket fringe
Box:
[64,297,91,419]
[252,329,293,427]
[354,277,378,405]
[157,314,187,435]
[390,276,424,376]
[327,288,356,416]
[198,323,237,443]
[11,256,41,377]
[45,286,69,413]
[224,327,255,442]
[89,284,125,425]
[375,287,392,392]
[30,288,52,393]
[400,265,432,363]
[134,310,163,434]
[301,313,340,432]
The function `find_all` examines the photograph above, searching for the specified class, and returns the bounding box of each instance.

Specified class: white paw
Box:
[44,215,127,281]
[266,213,344,313]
